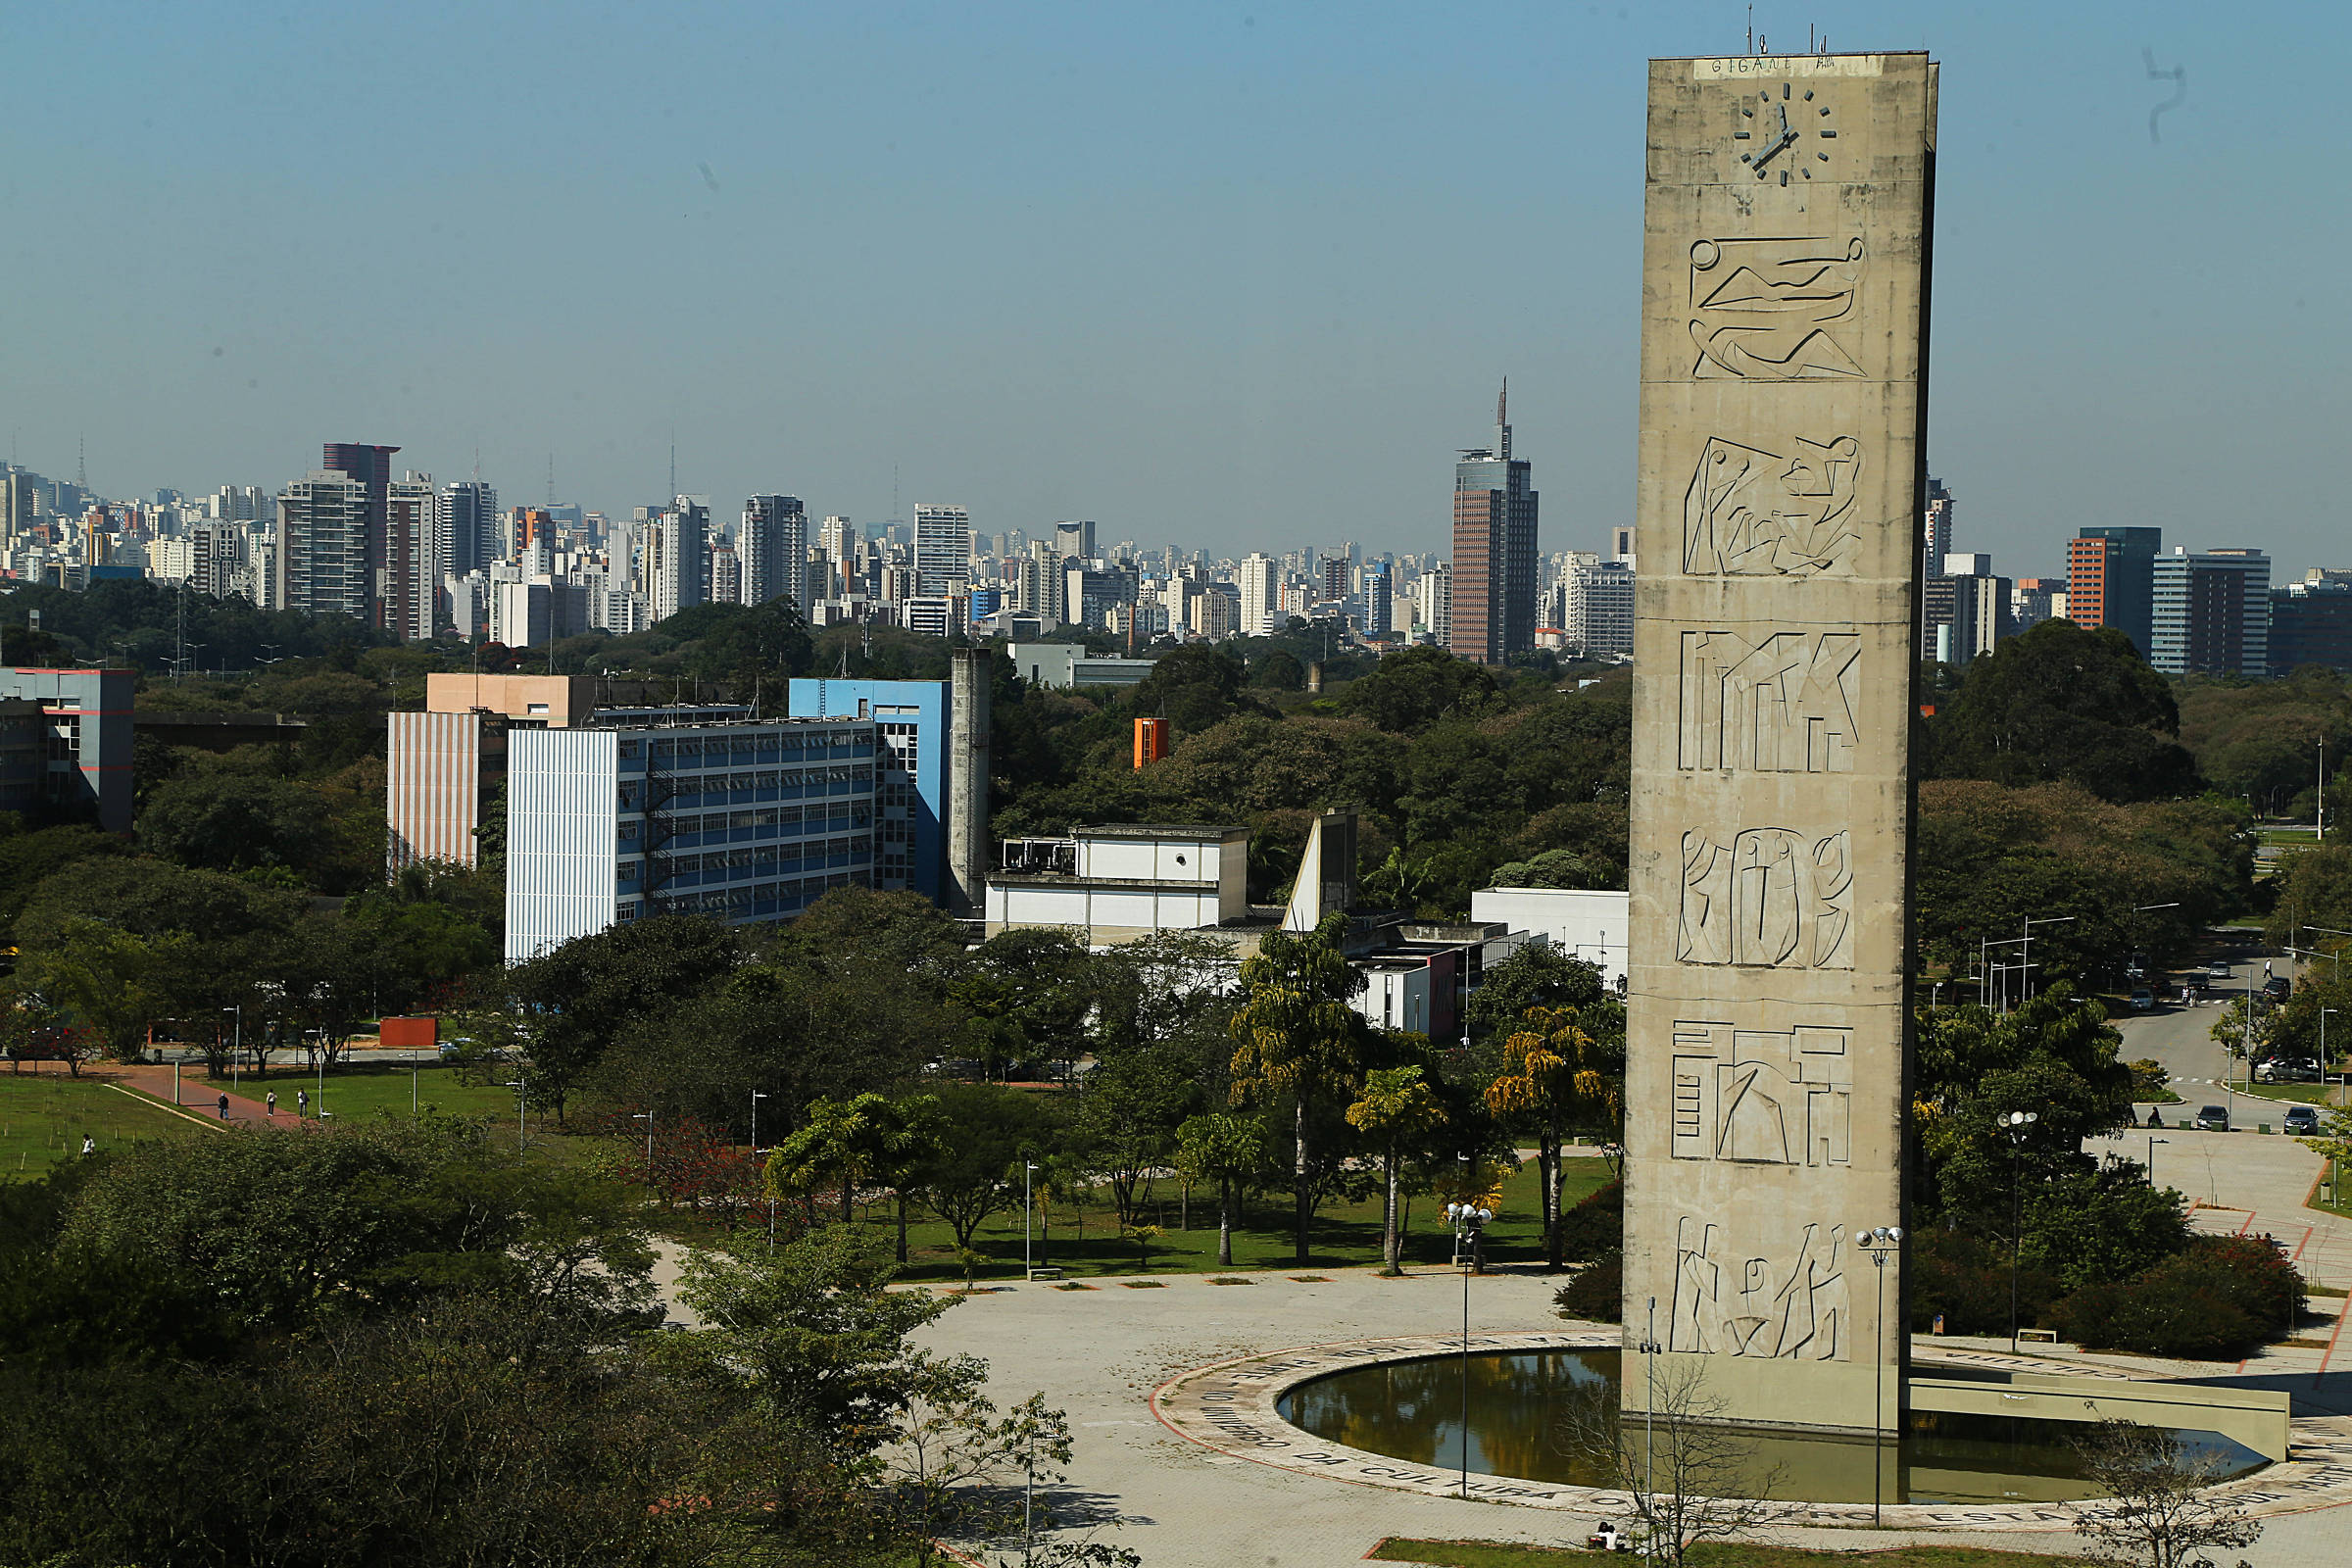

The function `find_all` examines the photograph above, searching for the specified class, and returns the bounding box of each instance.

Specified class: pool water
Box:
[1275,1349,2267,1505]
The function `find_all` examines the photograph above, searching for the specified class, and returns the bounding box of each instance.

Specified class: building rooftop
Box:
[1076,822,1248,842]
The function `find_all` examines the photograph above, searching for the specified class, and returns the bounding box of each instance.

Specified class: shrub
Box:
[2048,1234,2304,1359]
[1908,1226,2059,1336]
[1552,1249,1622,1324]
[2022,1167,2191,1293]
[1555,1177,1623,1263]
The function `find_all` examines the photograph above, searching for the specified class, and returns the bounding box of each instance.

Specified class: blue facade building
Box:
[786,678,948,902]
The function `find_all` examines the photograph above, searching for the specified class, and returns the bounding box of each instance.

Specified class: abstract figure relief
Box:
[1670,1215,1852,1360]
[1670,1020,1850,1166]
[1684,434,1863,577]
[1679,828,1853,969]
[1680,631,1860,773]
[1689,236,1866,379]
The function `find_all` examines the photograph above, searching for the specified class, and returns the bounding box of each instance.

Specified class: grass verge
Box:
[0,1069,207,1177]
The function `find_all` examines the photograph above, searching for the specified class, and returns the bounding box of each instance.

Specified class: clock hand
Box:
[1750,128,1799,171]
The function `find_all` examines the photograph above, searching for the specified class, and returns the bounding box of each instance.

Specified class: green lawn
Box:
[205,1063,523,1126]
[0,1071,208,1177]
[873,1156,1615,1282]
[1370,1543,2094,1567]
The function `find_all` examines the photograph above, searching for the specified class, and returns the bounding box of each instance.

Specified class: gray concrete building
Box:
[1624,51,1936,1439]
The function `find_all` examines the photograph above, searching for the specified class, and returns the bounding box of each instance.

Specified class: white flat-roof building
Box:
[1468,886,1628,991]
[986,823,1249,946]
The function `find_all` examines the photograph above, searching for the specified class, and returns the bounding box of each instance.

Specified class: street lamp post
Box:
[1444,1182,1492,1501]
[2021,915,2077,1004]
[1636,1296,1662,1518]
[2001,1110,2038,1353]
[1024,1160,1039,1279]
[1854,1226,1903,1523]
[505,1076,528,1156]
[750,1090,767,1156]
[222,1005,242,1092]
[631,1109,652,1187]
[2147,1135,2169,1190]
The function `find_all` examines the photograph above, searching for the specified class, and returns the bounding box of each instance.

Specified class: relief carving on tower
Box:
[1688,236,1866,379]
[1679,828,1853,969]
[1669,1019,1851,1166]
[1679,630,1860,773]
[1669,1215,1852,1360]
[1684,433,1864,577]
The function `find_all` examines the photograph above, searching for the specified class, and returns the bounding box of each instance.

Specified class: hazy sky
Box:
[7,1,2345,572]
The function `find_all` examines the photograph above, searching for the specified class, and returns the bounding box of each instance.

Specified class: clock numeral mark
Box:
[1820,106,1831,117]
[1783,82,1790,99]
[1736,130,1750,139]
[1781,170,1789,185]
[1804,89,1815,101]
[1802,169,1812,179]
[1820,129,1837,138]
[1817,152,1829,162]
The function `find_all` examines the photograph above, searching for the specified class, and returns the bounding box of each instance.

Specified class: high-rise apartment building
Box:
[1360,560,1394,635]
[1238,552,1280,636]
[1920,477,1953,581]
[2272,576,2352,676]
[1561,552,1635,659]
[741,494,808,613]
[2066,526,2161,655]
[914,504,971,596]
[649,498,710,622]
[390,472,439,640]
[1448,380,1539,664]
[710,543,743,606]
[1416,562,1451,644]
[1053,520,1096,562]
[1316,555,1350,607]
[321,441,401,629]
[2150,547,2271,677]
[275,471,373,621]
[439,481,500,577]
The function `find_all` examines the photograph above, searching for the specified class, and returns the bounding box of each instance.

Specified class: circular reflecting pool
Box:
[1275,1349,2268,1505]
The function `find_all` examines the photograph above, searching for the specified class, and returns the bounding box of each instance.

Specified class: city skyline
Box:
[7,3,2346,568]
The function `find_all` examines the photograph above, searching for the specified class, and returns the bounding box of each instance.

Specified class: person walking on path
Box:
[217,1093,230,1120]
[266,1091,277,1117]
[297,1089,308,1119]
[80,1135,94,1155]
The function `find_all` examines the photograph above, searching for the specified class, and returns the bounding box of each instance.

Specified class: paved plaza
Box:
[922,1263,2352,1567]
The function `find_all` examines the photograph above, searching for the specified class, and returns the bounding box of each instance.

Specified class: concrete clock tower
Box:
[1622,51,1936,1437]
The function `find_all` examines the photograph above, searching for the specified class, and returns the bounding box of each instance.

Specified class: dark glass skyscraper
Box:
[1448,380,1538,664]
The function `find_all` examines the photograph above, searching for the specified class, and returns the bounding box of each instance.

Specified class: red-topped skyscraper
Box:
[1447,379,1539,664]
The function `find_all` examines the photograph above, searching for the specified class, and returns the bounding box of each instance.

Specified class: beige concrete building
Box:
[1623,52,1936,1438]
[423,673,596,727]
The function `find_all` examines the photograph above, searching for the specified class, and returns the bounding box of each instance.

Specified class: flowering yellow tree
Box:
[1486,1005,1621,1271]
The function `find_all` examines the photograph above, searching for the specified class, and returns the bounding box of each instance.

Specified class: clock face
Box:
[1733,81,1838,187]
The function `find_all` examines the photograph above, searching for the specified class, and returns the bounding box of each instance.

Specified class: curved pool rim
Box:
[1147,1329,2352,1531]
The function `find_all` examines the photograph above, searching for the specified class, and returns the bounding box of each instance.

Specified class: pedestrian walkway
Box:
[99,1063,315,1131]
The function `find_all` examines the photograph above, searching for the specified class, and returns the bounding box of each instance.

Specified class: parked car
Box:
[2285,1105,2322,1135]
[2194,1104,2231,1132]
[2263,975,2292,1002]
[2129,988,2155,1011]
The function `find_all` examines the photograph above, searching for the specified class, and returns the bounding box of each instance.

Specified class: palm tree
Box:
[1346,1065,1448,1273]
[1228,912,1367,1266]
[1486,1005,1621,1271]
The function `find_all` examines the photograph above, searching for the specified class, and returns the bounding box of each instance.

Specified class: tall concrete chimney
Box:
[947,648,993,913]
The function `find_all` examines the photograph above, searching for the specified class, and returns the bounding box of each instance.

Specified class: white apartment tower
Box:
[1238,552,1280,636]
[914,504,971,596]
[649,498,710,622]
